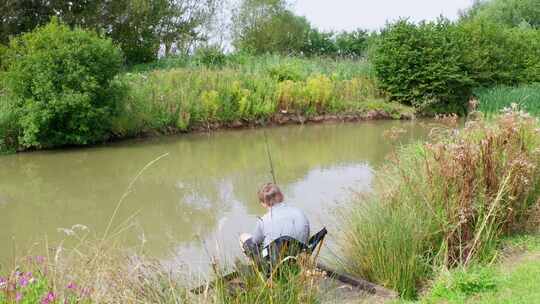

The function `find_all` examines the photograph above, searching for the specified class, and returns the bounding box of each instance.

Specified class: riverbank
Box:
[0,54,415,153]
[337,109,540,299]
[400,234,540,304]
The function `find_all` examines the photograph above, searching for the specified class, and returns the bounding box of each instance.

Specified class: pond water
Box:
[0,121,429,271]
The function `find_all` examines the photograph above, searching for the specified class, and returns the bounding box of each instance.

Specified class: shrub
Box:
[459,19,540,86]
[232,0,311,55]
[373,19,473,114]
[2,19,124,149]
[334,29,369,58]
[0,44,7,71]
[267,63,303,82]
[339,111,540,297]
[302,28,337,57]
[195,46,227,68]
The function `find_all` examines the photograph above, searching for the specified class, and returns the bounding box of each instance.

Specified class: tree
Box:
[373,19,474,113]
[302,28,337,56]
[0,0,219,64]
[460,0,540,29]
[232,0,310,54]
[3,19,124,148]
[335,29,369,58]
[157,0,220,56]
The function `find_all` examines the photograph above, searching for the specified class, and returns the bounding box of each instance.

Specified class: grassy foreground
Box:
[0,227,322,304]
[338,110,540,299]
[401,234,540,304]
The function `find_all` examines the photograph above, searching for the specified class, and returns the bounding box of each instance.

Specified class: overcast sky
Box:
[293,0,475,31]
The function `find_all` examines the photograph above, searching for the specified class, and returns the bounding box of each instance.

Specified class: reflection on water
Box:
[0,121,428,268]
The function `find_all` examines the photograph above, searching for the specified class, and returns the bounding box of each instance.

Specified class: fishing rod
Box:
[263,130,277,184]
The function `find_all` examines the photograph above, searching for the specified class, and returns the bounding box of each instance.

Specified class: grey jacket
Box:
[251,202,310,248]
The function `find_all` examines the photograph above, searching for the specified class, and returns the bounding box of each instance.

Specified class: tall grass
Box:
[475,84,540,117]
[0,228,322,303]
[338,110,540,298]
[113,55,408,137]
[212,256,322,304]
[129,53,376,80]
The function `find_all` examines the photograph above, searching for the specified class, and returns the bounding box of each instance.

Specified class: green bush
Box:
[2,19,124,149]
[460,19,540,86]
[373,19,473,114]
[334,29,369,58]
[195,46,227,68]
[0,44,7,71]
[267,63,303,82]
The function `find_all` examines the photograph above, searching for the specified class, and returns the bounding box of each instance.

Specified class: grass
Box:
[111,54,408,139]
[399,234,540,304]
[128,53,376,80]
[337,110,540,299]
[475,84,540,117]
[0,53,411,152]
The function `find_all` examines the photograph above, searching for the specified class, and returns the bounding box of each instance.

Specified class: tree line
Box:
[0,0,372,64]
[1,0,221,64]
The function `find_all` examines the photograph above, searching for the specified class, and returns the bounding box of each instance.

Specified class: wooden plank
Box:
[191,263,398,299]
[316,263,398,299]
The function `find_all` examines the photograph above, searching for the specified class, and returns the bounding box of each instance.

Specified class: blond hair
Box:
[257,183,284,206]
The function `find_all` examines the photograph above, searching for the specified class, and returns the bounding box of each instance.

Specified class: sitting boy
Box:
[239,183,310,261]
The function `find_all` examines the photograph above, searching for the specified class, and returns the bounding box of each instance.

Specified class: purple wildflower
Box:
[36,256,46,264]
[0,277,7,289]
[67,282,78,290]
[15,292,23,302]
[19,276,29,288]
[41,291,57,304]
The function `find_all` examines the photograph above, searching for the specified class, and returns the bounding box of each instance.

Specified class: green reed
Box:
[338,111,540,299]
[475,84,540,117]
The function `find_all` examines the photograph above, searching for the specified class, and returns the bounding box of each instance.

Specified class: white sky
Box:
[293,0,475,31]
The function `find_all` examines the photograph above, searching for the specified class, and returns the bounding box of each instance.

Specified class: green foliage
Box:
[213,260,319,304]
[2,19,124,149]
[340,113,540,297]
[267,63,303,82]
[0,44,7,71]
[302,29,338,57]
[113,56,395,137]
[459,19,540,86]
[462,0,540,29]
[407,235,540,304]
[428,267,498,302]
[475,84,540,117]
[373,19,473,114]
[233,0,311,55]
[0,100,19,153]
[0,0,219,64]
[302,28,369,58]
[194,46,227,67]
[341,200,433,299]
[334,29,369,58]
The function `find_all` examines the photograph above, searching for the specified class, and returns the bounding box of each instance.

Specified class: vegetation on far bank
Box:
[1,0,540,152]
[476,84,540,117]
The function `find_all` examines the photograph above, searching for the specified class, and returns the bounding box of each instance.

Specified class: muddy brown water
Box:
[0,121,430,272]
